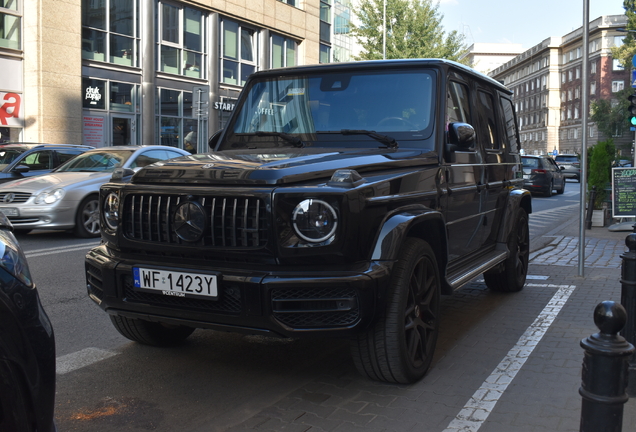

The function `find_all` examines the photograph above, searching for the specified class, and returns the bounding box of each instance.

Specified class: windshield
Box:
[56,150,134,172]
[223,69,436,150]
[0,149,25,168]
[555,156,578,163]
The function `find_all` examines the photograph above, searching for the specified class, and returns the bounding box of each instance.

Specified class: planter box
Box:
[591,209,605,227]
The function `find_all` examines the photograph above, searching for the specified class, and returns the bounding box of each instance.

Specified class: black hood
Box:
[132,148,438,185]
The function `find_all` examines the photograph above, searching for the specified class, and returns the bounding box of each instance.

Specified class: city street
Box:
[16,181,634,432]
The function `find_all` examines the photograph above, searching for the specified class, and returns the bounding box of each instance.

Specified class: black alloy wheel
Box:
[351,238,441,384]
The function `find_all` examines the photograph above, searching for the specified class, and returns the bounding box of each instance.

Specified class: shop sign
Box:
[0,92,22,126]
[83,78,106,110]
[214,101,235,112]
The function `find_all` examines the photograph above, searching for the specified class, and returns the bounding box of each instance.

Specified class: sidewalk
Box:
[221,217,636,432]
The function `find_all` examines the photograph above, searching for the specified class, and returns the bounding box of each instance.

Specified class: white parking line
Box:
[25,242,99,258]
[442,283,576,432]
[56,347,119,375]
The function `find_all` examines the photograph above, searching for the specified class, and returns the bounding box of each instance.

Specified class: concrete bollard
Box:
[579,301,634,432]
[620,233,636,396]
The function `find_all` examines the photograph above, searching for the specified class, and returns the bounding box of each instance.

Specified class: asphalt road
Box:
[14,182,583,431]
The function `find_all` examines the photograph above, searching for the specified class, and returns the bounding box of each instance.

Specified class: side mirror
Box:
[559,166,565,170]
[208,129,223,150]
[110,167,135,182]
[13,165,30,173]
[447,122,476,150]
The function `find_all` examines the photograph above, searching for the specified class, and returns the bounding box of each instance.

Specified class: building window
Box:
[568,70,573,81]
[278,0,296,5]
[271,33,296,68]
[591,62,597,74]
[159,3,206,78]
[612,80,625,93]
[221,19,256,85]
[0,0,20,50]
[590,81,596,95]
[320,44,330,63]
[82,0,140,67]
[567,89,572,101]
[576,68,580,79]
[561,73,565,83]
[614,59,625,71]
[156,88,196,151]
[574,107,579,119]
[320,0,331,43]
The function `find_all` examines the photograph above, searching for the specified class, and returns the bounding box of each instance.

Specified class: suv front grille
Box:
[123,194,268,248]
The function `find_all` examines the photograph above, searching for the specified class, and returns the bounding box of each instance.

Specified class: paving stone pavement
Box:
[218,217,636,432]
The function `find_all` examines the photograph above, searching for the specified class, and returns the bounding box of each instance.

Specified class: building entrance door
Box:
[112,115,135,146]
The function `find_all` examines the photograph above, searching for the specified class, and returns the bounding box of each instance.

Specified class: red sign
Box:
[83,116,105,147]
[0,92,22,126]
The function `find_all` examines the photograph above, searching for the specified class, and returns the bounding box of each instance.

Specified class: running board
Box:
[447,251,509,290]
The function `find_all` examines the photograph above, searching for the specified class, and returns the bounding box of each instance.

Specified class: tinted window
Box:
[476,90,499,150]
[521,157,539,168]
[447,81,470,125]
[555,155,578,163]
[22,151,53,170]
[500,97,519,153]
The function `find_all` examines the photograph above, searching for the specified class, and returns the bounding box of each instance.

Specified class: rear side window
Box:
[476,90,499,151]
[499,97,519,153]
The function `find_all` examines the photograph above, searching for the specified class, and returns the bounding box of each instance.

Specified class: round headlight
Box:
[292,199,338,243]
[34,188,65,205]
[103,192,120,230]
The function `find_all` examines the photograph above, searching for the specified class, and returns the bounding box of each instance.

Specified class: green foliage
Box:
[588,139,616,209]
[612,0,636,69]
[590,88,632,139]
[352,0,468,63]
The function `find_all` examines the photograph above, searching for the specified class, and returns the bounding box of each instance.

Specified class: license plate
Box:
[523,174,530,179]
[0,208,18,217]
[133,267,218,299]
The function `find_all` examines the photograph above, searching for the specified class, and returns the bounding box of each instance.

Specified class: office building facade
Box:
[489,15,630,156]
[0,0,353,152]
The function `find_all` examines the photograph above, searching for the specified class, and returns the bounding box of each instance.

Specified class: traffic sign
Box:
[552,149,558,156]
[632,70,636,88]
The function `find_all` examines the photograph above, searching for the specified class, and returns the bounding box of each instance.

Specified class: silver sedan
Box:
[0,145,190,237]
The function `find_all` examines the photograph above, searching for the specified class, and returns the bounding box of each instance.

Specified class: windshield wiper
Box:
[320,130,399,149]
[253,131,305,148]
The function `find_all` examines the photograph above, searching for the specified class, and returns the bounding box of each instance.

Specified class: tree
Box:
[590,88,632,140]
[612,0,636,68]
[352,0,468,63]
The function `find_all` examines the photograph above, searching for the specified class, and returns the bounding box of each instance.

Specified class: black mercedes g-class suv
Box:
[86,59,531,384]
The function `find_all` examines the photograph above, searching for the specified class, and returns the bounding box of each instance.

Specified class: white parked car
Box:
[0,145,190,237]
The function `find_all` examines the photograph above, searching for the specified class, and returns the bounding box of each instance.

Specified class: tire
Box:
[0,361,34,432]
[484,208,529,292]
[557,180,565,194]
[110,315,195,346]
[351,238,441,384]
[544,181,553,197]
[73,195,100,238]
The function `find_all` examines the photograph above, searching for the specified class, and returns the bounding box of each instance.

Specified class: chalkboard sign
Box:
[612,167,636,217]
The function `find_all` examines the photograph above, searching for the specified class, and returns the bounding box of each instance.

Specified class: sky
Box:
[437,0,626,50]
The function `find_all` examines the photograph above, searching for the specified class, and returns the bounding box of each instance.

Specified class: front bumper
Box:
[0,203,76,231]
[85,246,392,338]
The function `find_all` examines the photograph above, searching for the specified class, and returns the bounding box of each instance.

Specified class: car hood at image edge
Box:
[0,172,112,194]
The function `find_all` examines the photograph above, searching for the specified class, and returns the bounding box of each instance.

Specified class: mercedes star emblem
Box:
[173,201,206,242]
[2,193,15,203]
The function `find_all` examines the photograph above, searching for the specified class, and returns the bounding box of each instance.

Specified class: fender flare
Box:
[496,188,532,243]
[370,209,448,290]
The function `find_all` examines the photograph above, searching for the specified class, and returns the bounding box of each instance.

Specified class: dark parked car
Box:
[0,143,93,183]
[521,155,565,197]
[86,59,532,384]
[0,212,56,431]
[554,154,581,182]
